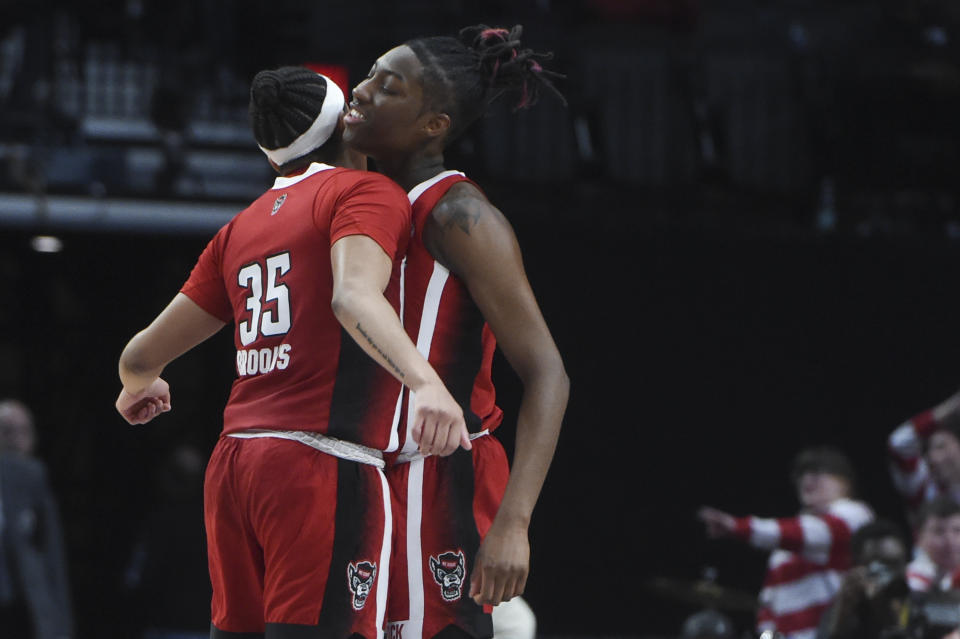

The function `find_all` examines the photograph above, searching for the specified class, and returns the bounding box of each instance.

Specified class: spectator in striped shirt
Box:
[905,496,960,592]
[698,447,874,639]
[888,390,960,523]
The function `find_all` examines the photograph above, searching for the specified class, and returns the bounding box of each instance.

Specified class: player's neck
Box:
[334,144,367,171]
[377,152,446,193]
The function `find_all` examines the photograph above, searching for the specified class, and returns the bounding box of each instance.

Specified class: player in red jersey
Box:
[115,67,470,639]
[343,25,570,639]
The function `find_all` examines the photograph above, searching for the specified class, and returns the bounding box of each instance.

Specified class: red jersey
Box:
[181,162,410,450]
[396,171,502,454]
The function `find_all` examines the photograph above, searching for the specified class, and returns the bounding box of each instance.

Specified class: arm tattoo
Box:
[356,322,405,379]
[436,199,482,236]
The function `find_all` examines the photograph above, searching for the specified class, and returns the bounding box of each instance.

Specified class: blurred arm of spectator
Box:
[888,390,960,520]
[698,500,873,563]
[699,448,873,562]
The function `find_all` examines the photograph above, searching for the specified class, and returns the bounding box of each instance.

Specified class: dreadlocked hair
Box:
[405,24,565,144]
[249,66,331,169]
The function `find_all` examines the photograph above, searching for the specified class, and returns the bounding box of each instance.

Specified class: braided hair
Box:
[249,66,333,171]
[406,24,564,144]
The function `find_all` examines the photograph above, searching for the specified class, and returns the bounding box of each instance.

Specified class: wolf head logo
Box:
[347,560,377,611]
[271,193,287,215]
[429,550,466,602]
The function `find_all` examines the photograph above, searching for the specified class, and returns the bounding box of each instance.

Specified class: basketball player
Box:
[343,25,570,639]
[115,67,470,639]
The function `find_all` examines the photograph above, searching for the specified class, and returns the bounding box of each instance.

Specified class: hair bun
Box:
[251,71,283,111]
[478,27,512,46]
[461,24,523,57]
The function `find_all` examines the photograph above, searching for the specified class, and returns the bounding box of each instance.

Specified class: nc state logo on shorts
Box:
[429,550,466,602]
[347,560,377,611]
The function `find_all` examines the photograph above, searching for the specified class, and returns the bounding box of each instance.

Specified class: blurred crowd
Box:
[690,391,960,639]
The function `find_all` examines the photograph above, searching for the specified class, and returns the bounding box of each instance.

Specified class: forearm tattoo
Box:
[356,322,405,379]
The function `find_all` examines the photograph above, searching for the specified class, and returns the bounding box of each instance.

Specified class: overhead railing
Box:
[0,192,239,234]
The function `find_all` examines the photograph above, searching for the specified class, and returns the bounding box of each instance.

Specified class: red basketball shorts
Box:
[385,434,509,639]
[204,435,391,638]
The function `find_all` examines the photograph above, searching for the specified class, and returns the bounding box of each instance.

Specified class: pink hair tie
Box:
[480,28,510,42]
[517,82,530,109]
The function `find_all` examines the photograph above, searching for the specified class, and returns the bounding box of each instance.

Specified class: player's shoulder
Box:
[329,167,407,199]
[432,180,502,229]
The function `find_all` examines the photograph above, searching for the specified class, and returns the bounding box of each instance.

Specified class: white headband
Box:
[258,73,345,166]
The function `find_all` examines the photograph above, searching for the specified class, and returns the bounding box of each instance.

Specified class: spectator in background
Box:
[698,447,874,639]
[906,496,960,592]
[888,390,960,523]
[0,398,37,456]
[816,519,911,639]
[0,399,73,639]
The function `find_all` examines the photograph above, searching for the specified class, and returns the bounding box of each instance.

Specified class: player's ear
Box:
[423,112,450,139]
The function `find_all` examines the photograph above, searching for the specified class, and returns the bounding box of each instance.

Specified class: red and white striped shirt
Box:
[906,549,942,592]
[733,498,874,639]
[888,409,960,518]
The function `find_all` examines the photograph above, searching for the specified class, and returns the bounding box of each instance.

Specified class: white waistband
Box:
[393,429,490,465]
[227,429,385,469]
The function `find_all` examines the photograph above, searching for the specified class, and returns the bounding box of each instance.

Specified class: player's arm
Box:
[330,234,469,456]
[424,184,570,606]
[116,293,226,424]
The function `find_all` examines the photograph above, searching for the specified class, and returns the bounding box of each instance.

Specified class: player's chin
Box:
[342,122,368,147]
[343,125,392,157]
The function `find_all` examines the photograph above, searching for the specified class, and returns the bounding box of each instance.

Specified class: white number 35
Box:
[237,252,291,346]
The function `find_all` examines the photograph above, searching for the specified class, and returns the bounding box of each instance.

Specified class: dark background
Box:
[2,0,960,637]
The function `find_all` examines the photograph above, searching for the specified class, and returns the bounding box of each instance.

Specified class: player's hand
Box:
[697,506,737,538]
[410,381,470,457]
[469,518,529,606]
[116,378,171,425]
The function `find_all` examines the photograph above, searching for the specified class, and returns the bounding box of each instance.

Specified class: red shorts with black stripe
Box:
[204,435,391,638]
[385,435,509,639]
